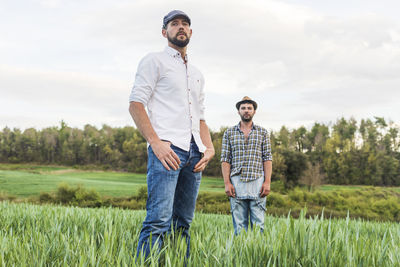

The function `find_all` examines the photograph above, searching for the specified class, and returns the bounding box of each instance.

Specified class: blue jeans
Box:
[230,197,266,235]
[136,141,202,259]
[229,175,266,235]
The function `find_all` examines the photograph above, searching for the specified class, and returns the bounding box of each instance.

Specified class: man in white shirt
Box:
[129,10,215,259]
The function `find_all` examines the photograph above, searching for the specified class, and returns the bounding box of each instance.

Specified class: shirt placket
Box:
[249,129,255,180]
[244,133,249,180]
[237,129,247,180]
[186,64,194,134]
[176,52,193,142]
[243,127,255,181]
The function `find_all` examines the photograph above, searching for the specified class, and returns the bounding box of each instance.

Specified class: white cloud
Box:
[0,65,132,129]
[1,0,400,131]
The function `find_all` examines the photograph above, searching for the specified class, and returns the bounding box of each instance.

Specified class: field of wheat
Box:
[1,201,399,266]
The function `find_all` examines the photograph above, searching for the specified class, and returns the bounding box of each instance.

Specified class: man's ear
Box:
[162,28,167,38]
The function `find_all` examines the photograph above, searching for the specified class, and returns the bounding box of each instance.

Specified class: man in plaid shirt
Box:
[221,96,272,234]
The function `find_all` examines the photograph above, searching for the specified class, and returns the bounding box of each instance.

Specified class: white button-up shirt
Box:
[129,46,206,152]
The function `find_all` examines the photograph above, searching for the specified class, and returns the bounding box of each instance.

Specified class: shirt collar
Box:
[235,121,256,132]
[164,46,188,62]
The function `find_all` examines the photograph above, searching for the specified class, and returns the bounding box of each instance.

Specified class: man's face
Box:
[238,103,256,122]
[162,17,192,48]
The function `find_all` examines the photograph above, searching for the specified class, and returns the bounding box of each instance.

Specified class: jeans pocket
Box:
[194,171,202,182]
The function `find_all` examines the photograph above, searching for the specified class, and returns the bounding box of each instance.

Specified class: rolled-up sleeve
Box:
[262,130,273,161]
[220,130,231,163]
[129,54,159,106]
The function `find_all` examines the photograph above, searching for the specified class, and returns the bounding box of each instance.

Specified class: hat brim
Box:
[164,14,191,28]
[236,100,258,110]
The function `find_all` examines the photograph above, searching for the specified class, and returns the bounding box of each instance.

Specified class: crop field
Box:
[1,201,399,266]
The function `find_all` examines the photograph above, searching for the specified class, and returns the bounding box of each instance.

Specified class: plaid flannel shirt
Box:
[221,122,272,181]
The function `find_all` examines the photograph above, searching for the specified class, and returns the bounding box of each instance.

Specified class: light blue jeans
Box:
[229,175,266,235]
[136,141,202,259]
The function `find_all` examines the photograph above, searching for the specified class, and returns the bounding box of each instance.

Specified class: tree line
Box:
[1,117,399,187]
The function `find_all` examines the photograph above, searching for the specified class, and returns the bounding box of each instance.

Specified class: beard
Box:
[167,32,190,48]
[240,114,253,122]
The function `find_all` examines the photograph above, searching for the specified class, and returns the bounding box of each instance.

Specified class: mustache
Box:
[176,31,187,37]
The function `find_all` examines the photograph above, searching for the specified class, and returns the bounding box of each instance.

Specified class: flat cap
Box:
[163,10,191,28]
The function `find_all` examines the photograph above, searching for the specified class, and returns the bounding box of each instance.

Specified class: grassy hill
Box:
[2,163,399,197]
[0,163,224,197]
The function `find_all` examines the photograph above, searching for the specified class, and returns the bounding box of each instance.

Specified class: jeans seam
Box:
[256,198,266,212]
[230,197,237,212]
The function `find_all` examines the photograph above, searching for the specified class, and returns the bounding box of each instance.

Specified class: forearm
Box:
[263,160,272,185]
[200,120,215,154]
[221,162,231,185]
[192,120,215,172]
[129,101,160,145]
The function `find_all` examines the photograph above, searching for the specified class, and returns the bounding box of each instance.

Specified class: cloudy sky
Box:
[1,0,400,132]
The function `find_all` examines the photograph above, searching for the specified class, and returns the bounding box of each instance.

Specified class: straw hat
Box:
[235,96,258,110]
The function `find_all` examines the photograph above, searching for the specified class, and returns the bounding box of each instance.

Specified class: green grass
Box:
[320,184,400,193]
[0,163,70,172]
[2,163,400,198]
[1,202,399,266]
[320,185,371,191]
[0,163,225,197]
